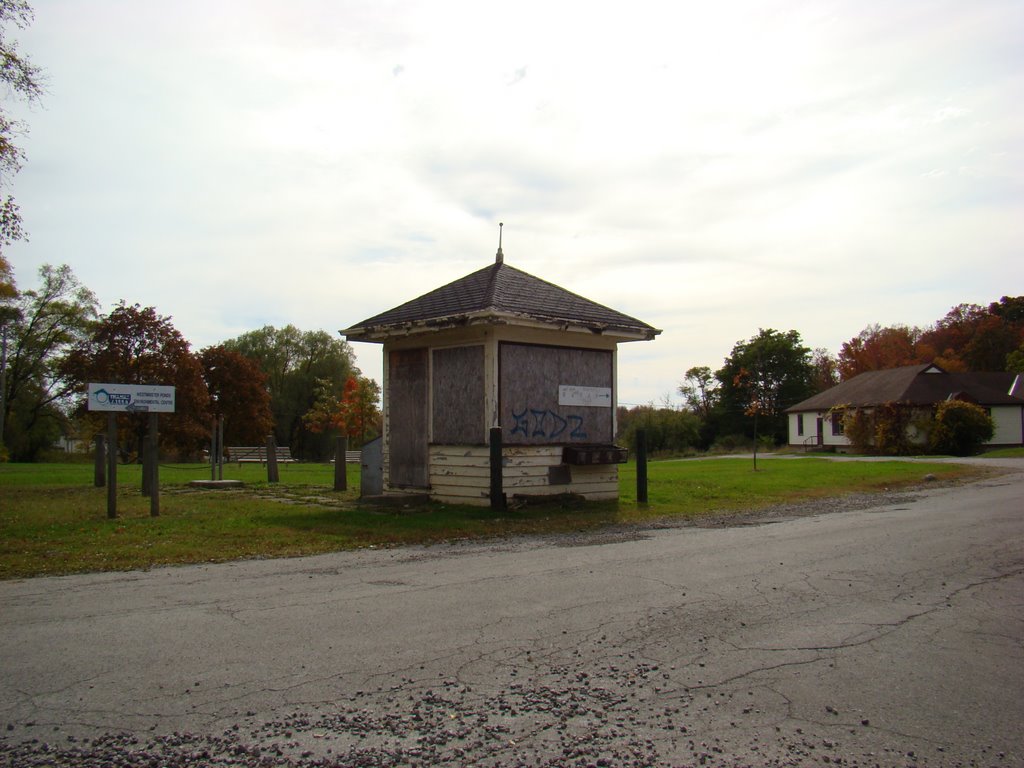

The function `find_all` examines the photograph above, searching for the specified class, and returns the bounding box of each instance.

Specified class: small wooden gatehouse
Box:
[340,239,660,505]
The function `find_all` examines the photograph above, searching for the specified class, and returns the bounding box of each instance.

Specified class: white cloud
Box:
[5,0,1023,405]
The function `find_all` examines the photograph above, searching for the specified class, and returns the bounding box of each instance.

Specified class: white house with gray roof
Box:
[786,363,1024,450]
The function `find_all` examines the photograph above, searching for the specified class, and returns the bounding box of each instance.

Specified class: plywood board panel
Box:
[388,348,429,488]
[500,343,613,446]
[432,345,485,444]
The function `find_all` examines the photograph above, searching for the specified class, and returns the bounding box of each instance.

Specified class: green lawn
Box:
[0,456,985,579]
[979,446,1024,458]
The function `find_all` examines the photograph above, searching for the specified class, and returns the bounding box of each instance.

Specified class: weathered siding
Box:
[429,445,618,505]
[381,327,627,500]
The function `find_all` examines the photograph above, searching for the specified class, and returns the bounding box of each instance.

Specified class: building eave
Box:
[341,309,661,344]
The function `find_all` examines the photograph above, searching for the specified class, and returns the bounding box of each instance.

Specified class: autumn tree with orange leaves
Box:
[303,374,381,448]
[837,297,1024,379]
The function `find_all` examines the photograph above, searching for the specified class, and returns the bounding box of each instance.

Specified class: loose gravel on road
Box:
[2,481,1018,768]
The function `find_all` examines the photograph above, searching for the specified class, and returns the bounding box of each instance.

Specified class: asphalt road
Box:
[1,461,1022,767]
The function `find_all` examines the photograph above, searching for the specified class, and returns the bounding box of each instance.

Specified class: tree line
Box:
[0,261,380,462]
[5,260,1020,463]
[618,296,1024,456]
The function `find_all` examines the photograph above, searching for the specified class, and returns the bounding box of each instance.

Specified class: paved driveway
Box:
[2,460,1022,766]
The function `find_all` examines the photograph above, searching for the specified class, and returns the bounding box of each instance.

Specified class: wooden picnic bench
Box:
[226,446,296,465]
[329,451,362,464]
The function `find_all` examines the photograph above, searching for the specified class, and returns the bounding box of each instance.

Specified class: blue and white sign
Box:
[88,383,176,413]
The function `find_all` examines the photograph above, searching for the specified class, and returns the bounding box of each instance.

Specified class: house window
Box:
[831,416,845,436]
[797,414,804,436]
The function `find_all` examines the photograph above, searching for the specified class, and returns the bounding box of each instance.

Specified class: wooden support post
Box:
[266,434,280,483]
[334,436,348,492]
[149,412,159,517]
[752,412,759,472]
[142,421,152,497]
[489,427,505,511]
[217,416,224,480]
[210,417,218,481]
[636,428,648,505]
[94,433,105,488]
[106,413,117,519]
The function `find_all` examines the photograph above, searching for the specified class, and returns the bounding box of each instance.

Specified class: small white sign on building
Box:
[558,385,612,408]
[88,383,176,413]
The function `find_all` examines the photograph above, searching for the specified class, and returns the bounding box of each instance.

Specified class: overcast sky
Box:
[6,0,1022,405]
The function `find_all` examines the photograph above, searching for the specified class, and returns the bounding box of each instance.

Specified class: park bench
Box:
[226,445,296,465]
[329,451,362,464]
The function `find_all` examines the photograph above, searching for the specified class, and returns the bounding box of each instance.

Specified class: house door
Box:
[388,348,429,488]
[816,417,824,447]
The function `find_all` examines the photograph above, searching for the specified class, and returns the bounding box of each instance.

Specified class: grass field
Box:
[0,456,987,579]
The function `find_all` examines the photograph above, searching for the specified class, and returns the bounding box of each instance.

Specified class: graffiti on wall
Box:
[510,408,587,440]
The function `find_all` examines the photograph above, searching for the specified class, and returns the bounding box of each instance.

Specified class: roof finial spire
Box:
[495,222,504,264]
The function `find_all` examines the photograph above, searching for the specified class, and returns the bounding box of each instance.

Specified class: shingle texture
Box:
[343,262,660,339]
[788,363,1023,412]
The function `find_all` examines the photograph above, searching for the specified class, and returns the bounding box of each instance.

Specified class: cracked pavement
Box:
[1,461,1022,766]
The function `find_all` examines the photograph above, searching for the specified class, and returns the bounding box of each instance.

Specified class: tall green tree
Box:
[716,329,814,446]
[222,325,359,458]
[678,365,718,420]
[1008,343,1024,374]
[0,0,43,255]
[2,264,97,460]
[677,365,721,449]
[62,303,209,460]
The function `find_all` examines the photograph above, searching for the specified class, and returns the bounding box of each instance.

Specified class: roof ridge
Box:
[483,261,503,309]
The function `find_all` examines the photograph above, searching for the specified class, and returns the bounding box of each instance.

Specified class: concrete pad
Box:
[187,479,244,489]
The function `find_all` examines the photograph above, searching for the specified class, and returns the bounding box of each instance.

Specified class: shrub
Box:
[842,407,875,453]
[873,402,916,455]
[618,406,700,456]
[711,433,756,453]
[841,402,919,455]
[929,400,994,456]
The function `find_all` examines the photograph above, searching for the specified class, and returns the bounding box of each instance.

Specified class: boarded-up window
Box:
[388,348,429,487]
[500,343,613,445]
[432,345,485,444]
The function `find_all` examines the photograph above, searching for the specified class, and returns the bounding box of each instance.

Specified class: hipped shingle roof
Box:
[341,261,660,341]
[787,363,1023,412]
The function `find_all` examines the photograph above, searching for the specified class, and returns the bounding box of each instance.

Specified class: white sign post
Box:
[88,383,176,518]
